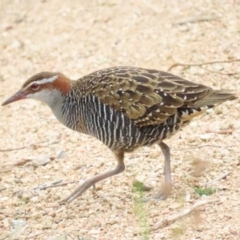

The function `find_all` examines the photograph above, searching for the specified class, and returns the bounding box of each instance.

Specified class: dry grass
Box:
[0,0,240,239]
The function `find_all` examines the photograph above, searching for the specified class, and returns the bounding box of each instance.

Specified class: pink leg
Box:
[153,141,172,200]
[138,141,172,202]
[61,151,125,203]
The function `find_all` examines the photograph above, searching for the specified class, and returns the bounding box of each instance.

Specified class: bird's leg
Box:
[153,141,172,200]
[137,141,172,202]
[61,151,125,203]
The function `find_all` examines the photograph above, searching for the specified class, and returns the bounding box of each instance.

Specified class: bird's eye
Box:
[31,83,39,90]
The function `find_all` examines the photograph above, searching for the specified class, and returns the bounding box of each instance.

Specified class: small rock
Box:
[213,64,224,71]
[178,25,189,32]
[13,190,30,198]
[189,121,198,127]
[206,108,214,113]
[11,219,27,229]
[0,197,9,201]
[185,194,191,202]
[149,151,160,159]
[14,178,23,184]
[234,121,240,129]
[30,196,39,203]
[169,202,182,209]
[107,219,118,225]
[56,150,67,159]
[32,156,51,166]
[47,210,56,217]
[200,134,211,141]
[171,224,184,236]
[42,219,52,229]
[134,175,145,183]
[89,229,100,234]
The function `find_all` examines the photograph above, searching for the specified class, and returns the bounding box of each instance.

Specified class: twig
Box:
[0,140,58,152]
[174,15,220,25]
[0,169,11,173]
[200,67,239,76]
[34,180,79,191]
[168,58,240,71]
[151,198,219,231]
[205,171,230,186]
[171,144,236,151]
[12,159,32,166]
[206,128,233,134]
[0,146,30,152]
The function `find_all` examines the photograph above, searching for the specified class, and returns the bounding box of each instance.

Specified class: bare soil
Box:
[0,0,240,239]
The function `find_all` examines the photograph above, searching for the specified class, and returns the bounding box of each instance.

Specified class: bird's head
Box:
[2,72,71,107]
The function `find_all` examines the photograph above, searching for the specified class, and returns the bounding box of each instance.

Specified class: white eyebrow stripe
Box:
[25,75,58,89]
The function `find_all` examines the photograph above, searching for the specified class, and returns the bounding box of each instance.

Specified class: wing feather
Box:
[76,66,234,127]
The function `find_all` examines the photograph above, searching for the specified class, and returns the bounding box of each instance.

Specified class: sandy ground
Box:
[0,0,240,239]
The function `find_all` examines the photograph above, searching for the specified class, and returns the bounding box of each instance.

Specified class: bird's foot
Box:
[136,182,172,203]
[60,180,94,204]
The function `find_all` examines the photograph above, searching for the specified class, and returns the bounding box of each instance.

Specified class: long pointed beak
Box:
[2,90,27,106]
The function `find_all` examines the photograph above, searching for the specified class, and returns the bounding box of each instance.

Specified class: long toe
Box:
[136,182,172,203]
[60,180,93,203]
[153,182,172,200]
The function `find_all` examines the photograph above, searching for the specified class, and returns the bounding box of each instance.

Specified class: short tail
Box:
[179,90,237,121]
[193,90,237,107]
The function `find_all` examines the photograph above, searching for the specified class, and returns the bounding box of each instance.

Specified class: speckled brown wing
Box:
[78,66,213,127]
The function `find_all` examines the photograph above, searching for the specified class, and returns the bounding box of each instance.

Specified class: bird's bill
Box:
[2,90,27,106]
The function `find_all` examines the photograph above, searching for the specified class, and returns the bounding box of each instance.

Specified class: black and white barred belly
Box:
[62,95,183,152]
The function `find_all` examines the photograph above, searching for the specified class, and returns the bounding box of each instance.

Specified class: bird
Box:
[2,66,236,203]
